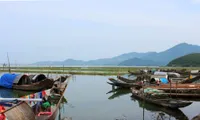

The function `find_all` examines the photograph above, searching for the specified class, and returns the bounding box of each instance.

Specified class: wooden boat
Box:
[108,78,124,83]
[0,73,69,91]
[54,75,70,83]
[1,76,70,120]
[118,75,150,82]
[131,88,192,109]
[132,97,189,120]
[155,92,200,98]
[108,78,141,88]
[35,81,68,120]
[13,78,54,91]
[180,75,200,84]
[12,75,69,91]
[161,69,200,76]
[117,75,137,83]
[147,83,200,93]
[128,70,147,75]
[1,101,36,120]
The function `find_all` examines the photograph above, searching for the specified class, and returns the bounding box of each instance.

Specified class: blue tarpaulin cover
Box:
[160,78,169,84]
[0,73,18,88]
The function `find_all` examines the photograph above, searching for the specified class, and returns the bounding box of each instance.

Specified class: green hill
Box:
[167,53,200,67]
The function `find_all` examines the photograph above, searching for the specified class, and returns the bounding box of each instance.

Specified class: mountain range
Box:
[33,43,200,66]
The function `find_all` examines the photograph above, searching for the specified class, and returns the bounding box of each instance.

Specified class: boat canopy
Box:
[13,74,30,85]
[168,72,181,78]
[154,72,167,76]
[32,74,46,82]
[191,70,199,74]
[0,73,18,88]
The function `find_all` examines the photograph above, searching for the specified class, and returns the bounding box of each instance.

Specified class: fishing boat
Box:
[131,88,192,109]
[117,75,137,83]
[1,76,70,120]
[147,83,200,93]
[35,80,68,120]
[108,78,123,83]
[108,78,141,88]
[180,75,200,84]
[13,78,54,91]
[132,96,189,120]
[128,70,148,75]
[0,73,69,91]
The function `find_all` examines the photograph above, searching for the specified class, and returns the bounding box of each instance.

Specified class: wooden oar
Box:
[0,98,42,102]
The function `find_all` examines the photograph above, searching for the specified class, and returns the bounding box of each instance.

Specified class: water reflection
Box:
[107,87,189,120]
[107,88,131,100]
[132,97,189,120]
[64,75,200,120]
[0,88,34,98]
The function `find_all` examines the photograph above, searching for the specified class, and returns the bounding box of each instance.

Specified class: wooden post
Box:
[176,81,178,98]
[7,53,11,73]
[59,105,61,120]
[143,106,144,120]
[142,81,145,120]
[170,79,172,99]
[47,66,50,78]
[63,65,64,73]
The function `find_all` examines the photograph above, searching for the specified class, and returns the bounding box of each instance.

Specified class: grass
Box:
[0,66,200,76]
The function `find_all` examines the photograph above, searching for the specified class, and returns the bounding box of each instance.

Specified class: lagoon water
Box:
[62,75,200,120]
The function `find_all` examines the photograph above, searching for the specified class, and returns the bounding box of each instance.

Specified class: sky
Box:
[0,0,200,64]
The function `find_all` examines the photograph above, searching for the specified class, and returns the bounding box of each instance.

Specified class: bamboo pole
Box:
[176,81,178,98]
[170,79,172,99]
[0,98,42,102]
[7,52,11,73]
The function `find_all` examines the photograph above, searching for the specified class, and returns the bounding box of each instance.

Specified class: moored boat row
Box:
[0,74,71,120]
[0,73,70,91]
[107,69,200,110]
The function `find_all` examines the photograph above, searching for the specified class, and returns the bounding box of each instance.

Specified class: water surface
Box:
[61,75,200,120]
[1,75,199,120]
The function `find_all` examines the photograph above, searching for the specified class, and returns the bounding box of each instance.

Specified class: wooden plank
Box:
[4,102,35,120]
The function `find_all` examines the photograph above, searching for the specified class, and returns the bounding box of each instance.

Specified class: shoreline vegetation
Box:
[0,66,200,76]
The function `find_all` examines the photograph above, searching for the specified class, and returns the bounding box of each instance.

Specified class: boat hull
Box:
[107,78,142,88]
[131,88,192,109]
[13,79,54,91]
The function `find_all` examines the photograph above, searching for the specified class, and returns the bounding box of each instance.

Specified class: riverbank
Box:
[0,66,199,75]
